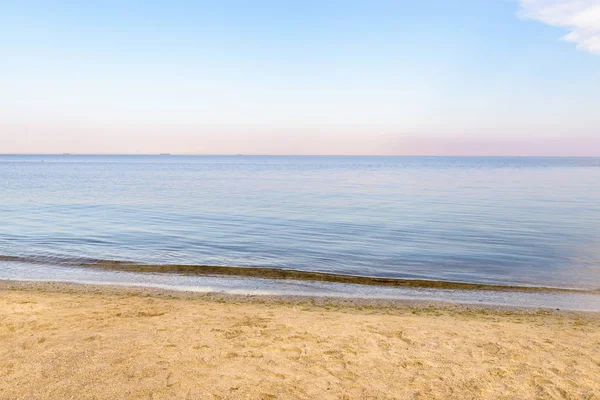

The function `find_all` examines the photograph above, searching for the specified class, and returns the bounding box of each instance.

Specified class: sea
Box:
[1,155,599,310]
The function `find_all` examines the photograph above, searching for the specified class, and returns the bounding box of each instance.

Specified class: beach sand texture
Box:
[1,282,599,399]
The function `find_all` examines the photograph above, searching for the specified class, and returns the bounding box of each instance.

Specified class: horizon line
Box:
[1,153,599,158]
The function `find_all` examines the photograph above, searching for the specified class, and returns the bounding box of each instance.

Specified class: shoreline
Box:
[1,279,598,317]
[3,273,600,312]
[1,280,599,399]
[1,255,596,293]
[82,262,594,293]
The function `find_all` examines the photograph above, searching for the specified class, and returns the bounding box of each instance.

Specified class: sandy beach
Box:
[1,281,599,399]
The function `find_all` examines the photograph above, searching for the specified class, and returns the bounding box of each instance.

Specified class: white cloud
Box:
[519,0,600,54]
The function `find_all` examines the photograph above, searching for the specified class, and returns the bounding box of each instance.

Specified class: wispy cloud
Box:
[519,0,600,54]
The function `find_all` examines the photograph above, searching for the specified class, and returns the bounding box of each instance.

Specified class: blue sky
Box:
[1,0,599,155]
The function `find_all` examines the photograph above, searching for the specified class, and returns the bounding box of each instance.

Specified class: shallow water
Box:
[2,261,600,311]
[1,155,599,293]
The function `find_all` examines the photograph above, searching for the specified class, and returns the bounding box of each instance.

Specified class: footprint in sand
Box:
[277,346,302,358]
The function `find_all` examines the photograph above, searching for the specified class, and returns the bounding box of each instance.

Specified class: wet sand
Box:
[1,281,599,399]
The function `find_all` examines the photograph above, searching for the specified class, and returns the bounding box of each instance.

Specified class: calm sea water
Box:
[1,155,599,291]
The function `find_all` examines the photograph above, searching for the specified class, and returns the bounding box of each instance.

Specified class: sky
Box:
[1,0,599,156]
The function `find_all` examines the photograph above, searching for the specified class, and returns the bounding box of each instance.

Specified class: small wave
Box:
[1,254,594,294]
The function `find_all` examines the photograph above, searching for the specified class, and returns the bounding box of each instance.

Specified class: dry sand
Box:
[0,281,599,399]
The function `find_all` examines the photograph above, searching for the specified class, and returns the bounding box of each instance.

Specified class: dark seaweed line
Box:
[1,255,597,293]
[85,262,597,293]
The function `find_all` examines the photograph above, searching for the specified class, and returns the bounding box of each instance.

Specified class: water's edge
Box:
[3,279,598,317]
[1,255,596,294]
